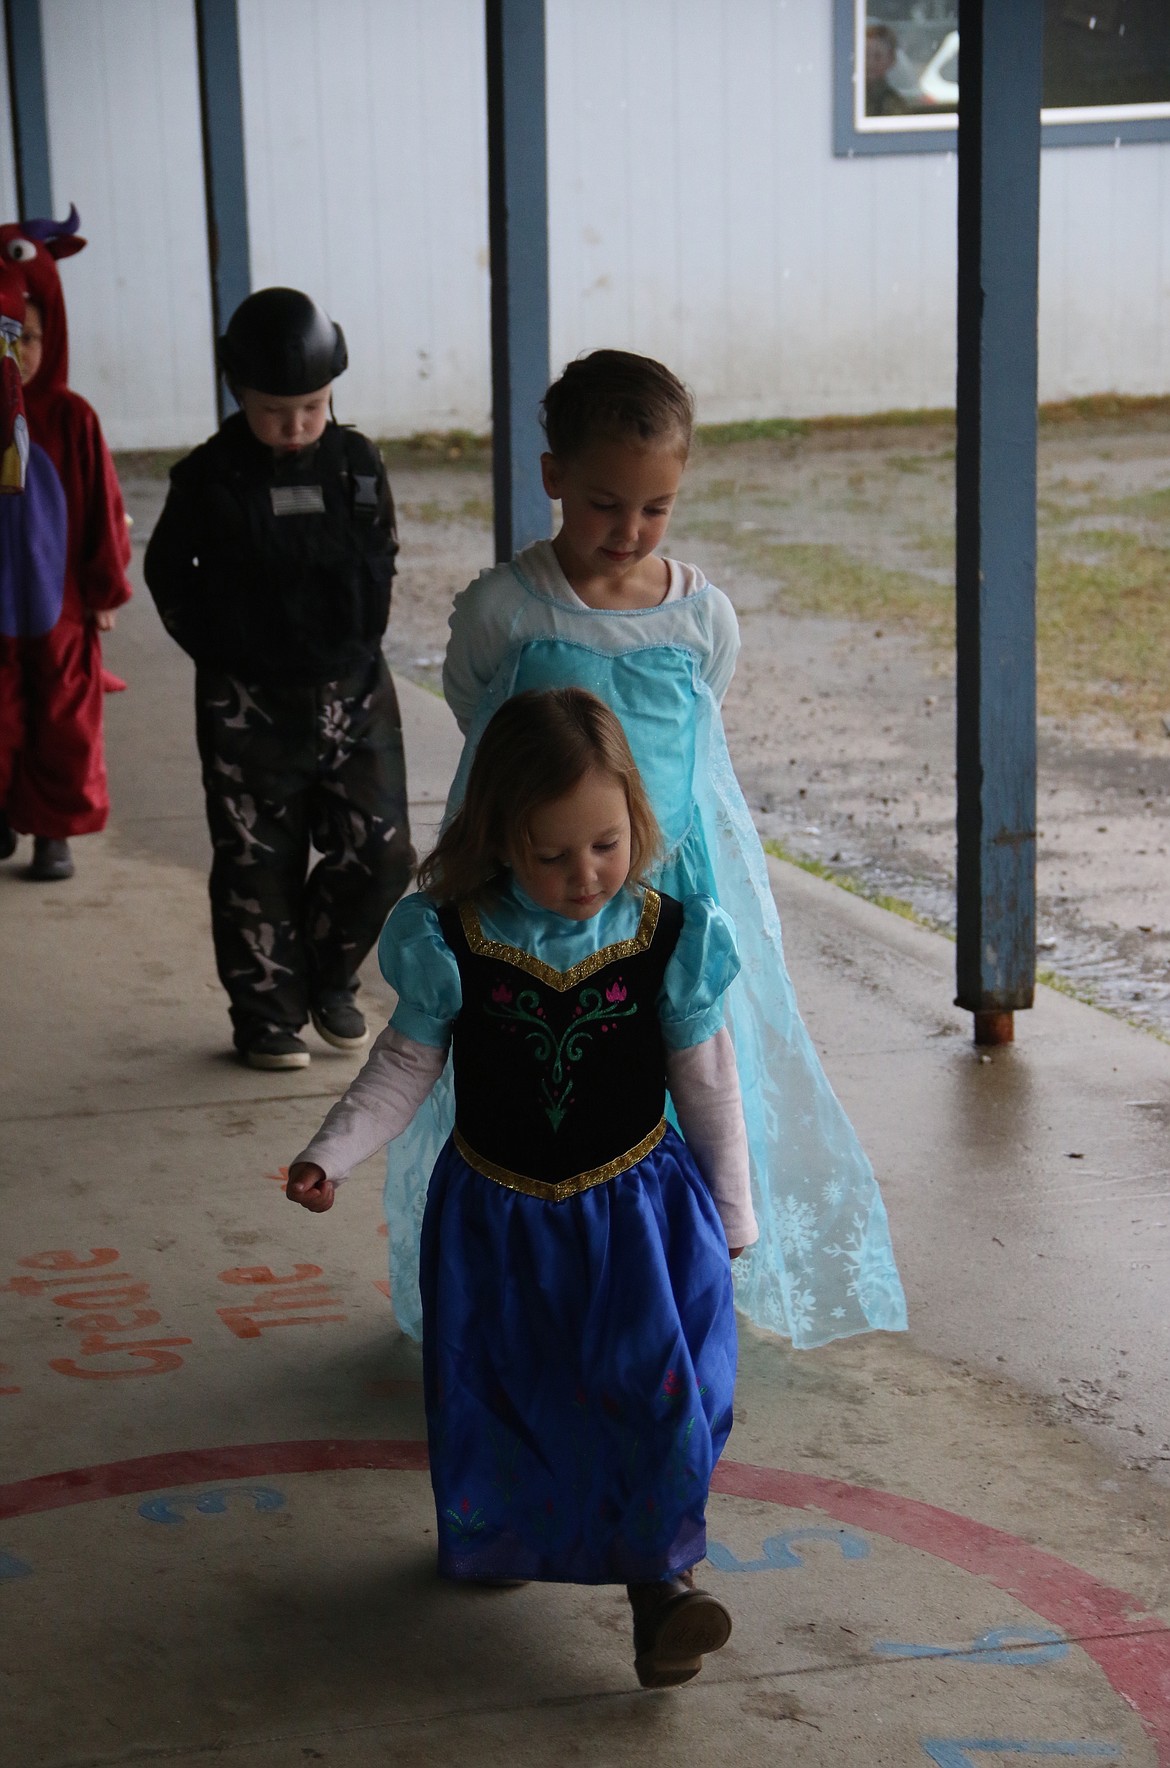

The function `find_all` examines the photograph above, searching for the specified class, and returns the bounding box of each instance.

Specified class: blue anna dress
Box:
[385,540,907,1351]
[380,881,739,1584]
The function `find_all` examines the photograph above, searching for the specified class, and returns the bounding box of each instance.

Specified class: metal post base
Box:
[974,1010,1014,1046]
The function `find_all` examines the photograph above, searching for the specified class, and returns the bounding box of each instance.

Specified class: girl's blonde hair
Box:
[417,688,661,905]
[540,349,694,461]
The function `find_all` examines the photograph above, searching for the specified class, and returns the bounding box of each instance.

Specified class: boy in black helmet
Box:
[145,287,414,1071]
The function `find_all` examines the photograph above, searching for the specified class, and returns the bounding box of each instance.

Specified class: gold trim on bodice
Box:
[453,1119,667,1201]
[457,889,661,992]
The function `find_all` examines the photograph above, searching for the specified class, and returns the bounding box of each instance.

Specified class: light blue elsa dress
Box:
[384,540,907,1349]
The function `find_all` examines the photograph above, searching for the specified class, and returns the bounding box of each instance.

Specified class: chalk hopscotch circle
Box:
[874,1627,1070,1666]
[921,1743,1119,1765]
[138,1486,285,1526]
[0,1448,1166,1749]
[707,1525,870,1572]
[708,1529,1074,1672]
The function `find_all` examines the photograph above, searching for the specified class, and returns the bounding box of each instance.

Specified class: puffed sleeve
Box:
[702,585,741,704]
[658,895,741,1051]
[378,893,462,1048]
[442,565,518,734]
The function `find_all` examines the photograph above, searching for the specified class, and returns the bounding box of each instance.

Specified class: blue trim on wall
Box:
[954,0,1041,1016]
[485,0,551,562]
[4,0,53,216]
[832,0,1170,157]
[194,0,251,423]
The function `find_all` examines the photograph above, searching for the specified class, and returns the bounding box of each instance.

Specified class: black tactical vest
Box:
[438,890,684,1198]
[176,414,397,685]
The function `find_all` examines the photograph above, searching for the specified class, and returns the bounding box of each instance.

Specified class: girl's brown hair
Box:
[417,688,661,905]
[540,349,694,461]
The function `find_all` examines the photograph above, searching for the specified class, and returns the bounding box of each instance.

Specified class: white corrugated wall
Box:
[545,0,961,419]
[0,23,17,218]
[36,0,217,448]
[3,0,1169,447]
[237,0,490,446]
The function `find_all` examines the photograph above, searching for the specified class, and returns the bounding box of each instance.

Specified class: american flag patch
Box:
[270,484,326,516]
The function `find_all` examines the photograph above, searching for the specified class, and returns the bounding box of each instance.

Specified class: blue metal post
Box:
[194,0,251,422]
[954,0,1043,1044]
[4,0,53,217]
[485,0,551,561]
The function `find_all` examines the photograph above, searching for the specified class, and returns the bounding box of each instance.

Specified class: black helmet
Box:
[217,287,347,395]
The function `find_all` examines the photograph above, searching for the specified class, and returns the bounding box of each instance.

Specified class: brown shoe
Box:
[627,1568,732,1689]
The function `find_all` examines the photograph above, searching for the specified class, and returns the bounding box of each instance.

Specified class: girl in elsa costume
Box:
[389,349,906,1350]
[288,689,749,1687]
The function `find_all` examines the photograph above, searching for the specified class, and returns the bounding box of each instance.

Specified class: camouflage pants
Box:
[194,653,415,1042]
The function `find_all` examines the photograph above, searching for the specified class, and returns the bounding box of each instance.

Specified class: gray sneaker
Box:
[237,1028,311,1071]
[310,992,369,1051]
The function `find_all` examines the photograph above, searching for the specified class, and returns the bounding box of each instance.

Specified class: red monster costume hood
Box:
[0,205,86,428]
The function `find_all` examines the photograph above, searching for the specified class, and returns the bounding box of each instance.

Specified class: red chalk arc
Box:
[1,1445,1167,1757]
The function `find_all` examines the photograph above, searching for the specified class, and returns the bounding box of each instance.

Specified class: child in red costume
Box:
[0,207,131,880]
[0,273,69,821]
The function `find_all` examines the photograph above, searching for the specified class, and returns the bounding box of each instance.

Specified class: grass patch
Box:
[765,839,1168,1040]
[768,393,1170,435]
[378,429,491,469]
[695,417,810,447]
[1106,483,1170,521]
[1037,393,1170,428]
[1036,532,1170,726]
[686,449,1170,736]
[1036,966,1101,1008]
[400,495,493,526]
[1033,966,1168,1043]
[810,406,956,433]
[113,448,187,480]
[909,526,954,569]
[760,544,950,627]
[886,454,938,474]
[688,525,951,632]
[763,838,952,933]
[399,499,448,526]
[762,846,1170,1041]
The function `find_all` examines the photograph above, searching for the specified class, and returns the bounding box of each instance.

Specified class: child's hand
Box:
[729,1246,745,1260]
[286,1161,335,1212]
[92,608,117,632]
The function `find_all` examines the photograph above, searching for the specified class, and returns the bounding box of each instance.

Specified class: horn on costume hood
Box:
[0,203,87,419]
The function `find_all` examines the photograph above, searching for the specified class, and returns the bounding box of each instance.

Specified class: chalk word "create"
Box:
[3,1247,191,1379]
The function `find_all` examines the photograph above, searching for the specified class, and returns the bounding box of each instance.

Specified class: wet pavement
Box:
[2,526,1170,1764]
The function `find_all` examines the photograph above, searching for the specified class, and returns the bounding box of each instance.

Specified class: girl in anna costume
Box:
[391,349,906,1352]
[287,688,753,1689]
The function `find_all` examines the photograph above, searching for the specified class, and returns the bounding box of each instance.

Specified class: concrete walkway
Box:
[3,519,1170,1765]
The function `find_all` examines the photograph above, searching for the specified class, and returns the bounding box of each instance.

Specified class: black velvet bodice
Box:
[438,890,683,1196]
